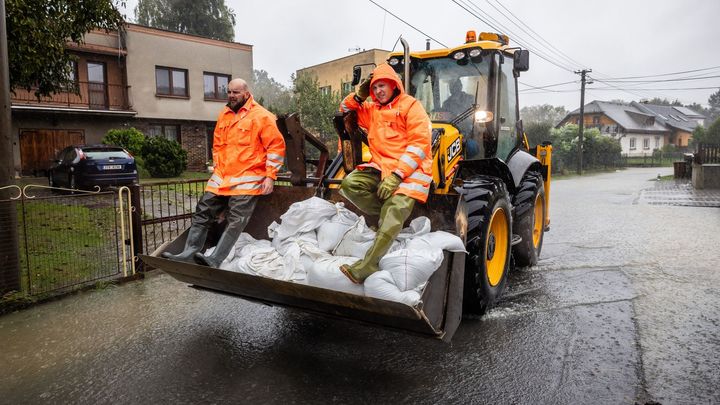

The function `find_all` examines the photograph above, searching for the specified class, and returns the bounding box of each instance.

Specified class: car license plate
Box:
[103,165,122,170]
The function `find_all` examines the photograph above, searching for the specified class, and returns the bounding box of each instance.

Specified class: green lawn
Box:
[18,200,121,294]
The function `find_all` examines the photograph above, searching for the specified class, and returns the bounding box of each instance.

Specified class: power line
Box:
[486,0,588,70]
[450,0,577,73]
[598,74,720,83]
[366,0,447,48]
[598,65,720,80]
[519,80,577,90]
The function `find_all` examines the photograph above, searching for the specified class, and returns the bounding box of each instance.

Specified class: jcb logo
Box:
[446,138,461,162]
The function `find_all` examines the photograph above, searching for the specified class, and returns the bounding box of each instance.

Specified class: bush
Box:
[141,137,187,177]
[133,155,151,179]
[102,127,145,156]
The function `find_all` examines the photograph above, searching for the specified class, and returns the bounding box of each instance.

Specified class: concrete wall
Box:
[296,49,390,96]
[124,24,253,121]
[692,164,720,189]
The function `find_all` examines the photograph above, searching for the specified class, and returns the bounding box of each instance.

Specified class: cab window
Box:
[496,54,518,161]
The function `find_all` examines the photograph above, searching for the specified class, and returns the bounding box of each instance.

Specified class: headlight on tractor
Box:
[474,110,494,123]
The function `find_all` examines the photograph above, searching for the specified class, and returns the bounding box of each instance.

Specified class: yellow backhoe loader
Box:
[142,31,552,342]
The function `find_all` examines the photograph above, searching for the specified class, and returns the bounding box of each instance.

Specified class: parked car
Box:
[48,145,139,190]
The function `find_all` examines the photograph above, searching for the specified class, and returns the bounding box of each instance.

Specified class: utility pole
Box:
[575,69,591,175]
[0,0,21,293]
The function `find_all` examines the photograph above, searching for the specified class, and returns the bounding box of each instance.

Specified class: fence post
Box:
[129,183,144,271]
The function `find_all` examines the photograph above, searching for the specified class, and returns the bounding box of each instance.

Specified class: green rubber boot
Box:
[339,194,415,283]
[340,233,395,284]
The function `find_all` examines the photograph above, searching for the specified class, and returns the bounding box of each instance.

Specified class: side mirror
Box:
[514,50,529,72]
[351,66,362,86]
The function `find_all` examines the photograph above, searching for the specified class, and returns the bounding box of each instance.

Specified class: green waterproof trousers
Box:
[339,169,416,283]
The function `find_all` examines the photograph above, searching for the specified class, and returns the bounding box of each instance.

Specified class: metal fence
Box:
[0,185,135,304]
[137,179,207,255]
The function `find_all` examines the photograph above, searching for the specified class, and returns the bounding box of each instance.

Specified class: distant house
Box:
[557,100,705,156]
[10,24,253,176]
[296,49,390,98]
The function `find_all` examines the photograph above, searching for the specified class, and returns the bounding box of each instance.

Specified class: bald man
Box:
[163,78,286,267]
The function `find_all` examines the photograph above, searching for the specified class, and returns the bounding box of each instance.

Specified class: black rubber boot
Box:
[162,226,208,263]
[193,226,242,268]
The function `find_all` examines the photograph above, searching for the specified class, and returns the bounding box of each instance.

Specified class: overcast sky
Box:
[120,0,720,111]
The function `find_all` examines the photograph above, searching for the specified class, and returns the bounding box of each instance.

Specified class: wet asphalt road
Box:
[1,167,719,404]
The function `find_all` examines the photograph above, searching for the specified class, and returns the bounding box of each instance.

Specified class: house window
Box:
[655,136,660,149]
[629,138,636,150]
[147,124,181,142]
[593,116,600,125]
[155,66,188,97]
[341,82,353,97]
[643,138,650,150]
[319,86,331,96]
[204,72,230,100]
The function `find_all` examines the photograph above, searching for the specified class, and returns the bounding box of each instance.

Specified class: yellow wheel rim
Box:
[532,193,545,248]
[486,207,509,287]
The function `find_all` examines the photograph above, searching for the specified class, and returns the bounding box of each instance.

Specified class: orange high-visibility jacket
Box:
[340,63,432,203]
[206,95,286,196]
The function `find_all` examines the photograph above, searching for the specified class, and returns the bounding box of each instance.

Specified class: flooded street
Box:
[1,167,719,404]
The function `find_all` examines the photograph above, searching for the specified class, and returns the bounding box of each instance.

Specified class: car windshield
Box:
[408,54,491,128]
[83,149,130,160]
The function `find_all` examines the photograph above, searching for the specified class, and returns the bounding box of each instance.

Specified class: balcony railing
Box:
[11,81,131,111]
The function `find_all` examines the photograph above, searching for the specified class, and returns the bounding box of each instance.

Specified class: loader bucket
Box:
[140,185,466,341]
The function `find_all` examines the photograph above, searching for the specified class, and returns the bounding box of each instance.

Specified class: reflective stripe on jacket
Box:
[206,95,286,196]
[340,63,432,203]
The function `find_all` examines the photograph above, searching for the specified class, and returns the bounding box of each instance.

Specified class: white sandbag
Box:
[317,203,359,252]
[272,230,317,256]
[364,271,422,306]
[333,217,376,258]
[379,248,444,291]
[203,232,257,269]
[234,242,301,281]
[406,231,467,253]
[306,255,364,296]
[395,216,432,242]
[267,197,337,241]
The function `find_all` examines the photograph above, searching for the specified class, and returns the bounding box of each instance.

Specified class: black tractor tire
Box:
[461,177,513,315]
[512,171,546,268]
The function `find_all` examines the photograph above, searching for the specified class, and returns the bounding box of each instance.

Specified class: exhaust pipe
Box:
[400,37,410,92]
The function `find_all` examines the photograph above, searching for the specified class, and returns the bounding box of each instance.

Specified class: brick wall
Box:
[132,119,213,171]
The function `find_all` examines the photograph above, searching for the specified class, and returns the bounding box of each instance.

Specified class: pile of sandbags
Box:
[199,197,465,307]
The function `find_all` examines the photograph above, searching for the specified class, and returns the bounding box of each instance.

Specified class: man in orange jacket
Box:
[163,78,285,267]
[338,63,432,283]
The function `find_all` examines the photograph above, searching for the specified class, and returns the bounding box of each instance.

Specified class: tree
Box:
[524,121,553,147]
[135,0,235,42]
[643,97,683,106]
[520,104,568,126]
[251,70,294,116]
[692,117,720,146]
[6,0,124,97]
[549,124,621,173]
[708,89,720,123]
[707,118,720,145]
[293,73,341,156]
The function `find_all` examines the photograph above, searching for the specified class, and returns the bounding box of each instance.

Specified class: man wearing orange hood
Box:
[338,63,432,283]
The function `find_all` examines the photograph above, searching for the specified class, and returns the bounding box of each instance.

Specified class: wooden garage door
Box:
[19,129,85,175]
